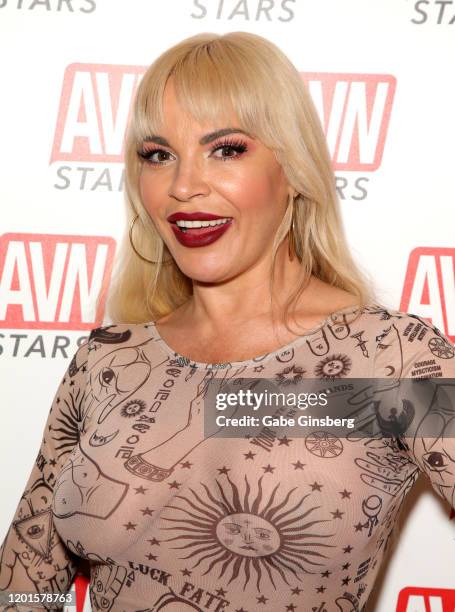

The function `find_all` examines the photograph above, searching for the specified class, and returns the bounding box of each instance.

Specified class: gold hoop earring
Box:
[129,214,173,265]
[288,197,297,262]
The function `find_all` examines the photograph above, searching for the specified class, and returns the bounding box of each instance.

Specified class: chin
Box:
[178,262,233,284]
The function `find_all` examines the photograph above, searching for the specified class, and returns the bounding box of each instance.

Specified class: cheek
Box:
[138,171,164,213]
[219,167,285,215]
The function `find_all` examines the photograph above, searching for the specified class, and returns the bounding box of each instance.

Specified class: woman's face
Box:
[138,78,293,282]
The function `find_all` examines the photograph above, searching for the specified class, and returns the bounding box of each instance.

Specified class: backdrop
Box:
[0,1,454,611]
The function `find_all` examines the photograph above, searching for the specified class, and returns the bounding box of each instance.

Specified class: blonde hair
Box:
[103,31,377,329]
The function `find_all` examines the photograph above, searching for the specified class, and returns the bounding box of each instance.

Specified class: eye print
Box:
[423,451,450,472]
[27,523,45,539]
[99,368,115,388]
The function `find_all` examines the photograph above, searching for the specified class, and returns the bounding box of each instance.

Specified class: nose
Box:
[168,157,210,202]
[242,529,253,543]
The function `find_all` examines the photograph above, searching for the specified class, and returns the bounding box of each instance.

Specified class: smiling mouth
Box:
[171,218,233,236]
[172,218,232,233]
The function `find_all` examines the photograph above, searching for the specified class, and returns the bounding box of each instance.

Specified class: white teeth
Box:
[175,218,231,229]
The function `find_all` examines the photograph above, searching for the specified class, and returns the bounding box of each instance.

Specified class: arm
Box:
[0,337,91,611]
[373,311,455,511]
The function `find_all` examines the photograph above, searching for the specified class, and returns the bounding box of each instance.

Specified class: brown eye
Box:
[423,451,449,471]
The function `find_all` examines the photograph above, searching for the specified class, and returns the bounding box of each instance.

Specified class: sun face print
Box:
[160,474,336,591]
[314,354,352,379]
[216,513,280,557]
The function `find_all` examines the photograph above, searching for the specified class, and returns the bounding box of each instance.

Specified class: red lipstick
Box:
[167,212,233,248]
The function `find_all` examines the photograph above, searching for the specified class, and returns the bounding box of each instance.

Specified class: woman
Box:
[1,32,454,612]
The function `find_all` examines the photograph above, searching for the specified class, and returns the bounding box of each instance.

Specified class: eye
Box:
[137,137,248,165]
[223,523,240,534]
[211,138,248,161]
[138,148,174,165]
[253,528,271,540]
[99,368,115,387]
[422,451,450,472]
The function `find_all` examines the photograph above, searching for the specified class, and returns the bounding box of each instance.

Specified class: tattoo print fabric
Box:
[1,303,454,612]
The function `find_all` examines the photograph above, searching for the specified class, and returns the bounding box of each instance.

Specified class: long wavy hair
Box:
[102,31,377,329]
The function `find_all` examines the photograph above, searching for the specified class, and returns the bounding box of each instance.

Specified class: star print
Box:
[134,486,147,495]
[146,553,157,561]
[310,481,323,491]
[56,397,60,404]
[48,424,53,431]
[180,461,192,469]
[291,587,302,595]
[316,585,326,593]
[331,509,344,519]
[354,522,364,532]
[277,436,292,446]
[253,365,265,372]
[342,576,351,585]
[342,562,350,570]
[262,464,275,473]
[321,570,331,578]
[168,480,181,489]
[216,587,227,597]
[286,604,297,611]
[69,380,75,386]
[339,489,352,499]
[147,538,160,546]
[256,595,268,603]
[181,568,192,577]
[343,545,353,553]
[218,466,230,475]
[140,507,154,516]
[49,459,57,467]
[244,451,256,460]
[124,522,136,531]
[81,365,87,373]
[292,460,305,470]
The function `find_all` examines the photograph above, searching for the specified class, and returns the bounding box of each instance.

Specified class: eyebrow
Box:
[142,128,253,147]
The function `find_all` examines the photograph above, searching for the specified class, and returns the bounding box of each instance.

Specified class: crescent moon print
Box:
[160,474,336,591]
[89,429,119,447]
[275,347,295,363]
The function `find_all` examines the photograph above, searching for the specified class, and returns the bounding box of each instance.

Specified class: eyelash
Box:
[137,138,248,165]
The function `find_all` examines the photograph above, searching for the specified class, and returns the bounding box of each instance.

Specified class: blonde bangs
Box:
[131,32,299,151]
